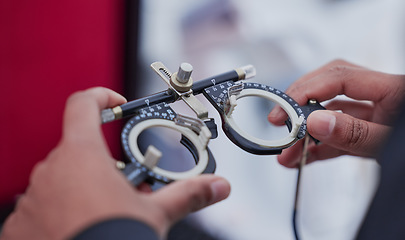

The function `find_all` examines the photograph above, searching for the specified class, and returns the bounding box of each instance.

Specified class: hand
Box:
[0,87,231,240]
[268,60,405,167]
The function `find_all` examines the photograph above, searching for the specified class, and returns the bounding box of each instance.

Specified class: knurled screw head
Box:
[176,62,193,83]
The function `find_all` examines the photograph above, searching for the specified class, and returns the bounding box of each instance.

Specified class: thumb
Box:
[152,175,230,227]
[307,110,391,158]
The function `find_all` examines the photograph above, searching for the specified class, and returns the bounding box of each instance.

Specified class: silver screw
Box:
[176,62,193,83]
[309,99,317,105]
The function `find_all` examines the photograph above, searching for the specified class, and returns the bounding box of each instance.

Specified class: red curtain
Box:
[0,0,125,206]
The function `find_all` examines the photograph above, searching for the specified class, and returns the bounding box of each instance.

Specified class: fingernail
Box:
[308,111,336,137]
[210,179,231,203]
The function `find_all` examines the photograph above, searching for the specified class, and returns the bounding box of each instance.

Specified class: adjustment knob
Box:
[176,63,193,83]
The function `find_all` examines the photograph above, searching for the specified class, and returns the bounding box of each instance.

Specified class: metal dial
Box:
[203,81,309,154]
[121,102,216,184]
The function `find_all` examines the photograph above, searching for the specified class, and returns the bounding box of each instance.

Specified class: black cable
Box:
[292,135,310,240]
[293,168,303,240]
[293,208,300,240]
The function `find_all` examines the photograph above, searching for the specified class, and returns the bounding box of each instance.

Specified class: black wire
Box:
[293,167,302,240]
[293,208,300,240]
[292,134,310,240]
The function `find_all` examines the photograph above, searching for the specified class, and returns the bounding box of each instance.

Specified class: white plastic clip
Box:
[290,116,305,138]
[175,114,211,146]
[225,82,244,117]
[225,95,237,117]
[143,145,162,169]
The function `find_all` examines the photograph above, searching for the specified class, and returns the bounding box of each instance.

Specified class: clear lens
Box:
[231,95,290,141]
[137,126,197,172]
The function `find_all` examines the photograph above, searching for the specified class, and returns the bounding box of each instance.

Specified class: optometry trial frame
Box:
[101,61,324,240]
[102,61,323,185]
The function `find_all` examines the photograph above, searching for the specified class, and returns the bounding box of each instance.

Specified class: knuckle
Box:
[65,90,87,106]
[66,87,105,105]
[329,59,348,66]
[85,87,108,98]
[328,64,352,79]
[327,64,356,91]
[29,160,48,184]
[343,118,369,150]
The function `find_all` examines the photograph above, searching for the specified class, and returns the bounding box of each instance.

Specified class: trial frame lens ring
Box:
[127,118,209,180]
[224,88,303,149]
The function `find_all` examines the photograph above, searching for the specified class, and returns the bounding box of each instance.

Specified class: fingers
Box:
[288,59,361,87]
[268,106,290,126]
[137,182,153,193]
[268,59,404,125]
[277,135,350,168]
[269,59,360,125]
[277,107,388,167]
[62,87,126,144]
[286,68,391,106]
[307,110,391,158]
[269,99,374,129]
[306,144,348,162]
[277,141,346,168]
[277,140,304,168]
[324,100,374,122]
[151,175,230,226]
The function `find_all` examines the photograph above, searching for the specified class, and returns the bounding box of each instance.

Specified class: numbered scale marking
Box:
[121,102,215,185]
[203,81,312,155]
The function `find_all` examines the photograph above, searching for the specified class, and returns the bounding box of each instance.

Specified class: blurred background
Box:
[1,0,404,239]
[137,0,404,239]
